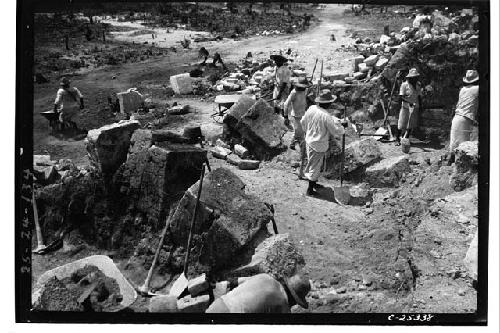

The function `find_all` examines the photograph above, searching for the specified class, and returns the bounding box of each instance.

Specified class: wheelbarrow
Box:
[32,255,137,312]
[40,110,61,134]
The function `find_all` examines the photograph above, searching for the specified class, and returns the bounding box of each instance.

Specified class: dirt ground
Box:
[31,4,477,313]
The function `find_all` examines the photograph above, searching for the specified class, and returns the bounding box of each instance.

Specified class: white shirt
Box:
[54,87,83,111]
[275,65,291,86]
[301,105,344,153]
[455,85,479,122]
[284,88,307,118]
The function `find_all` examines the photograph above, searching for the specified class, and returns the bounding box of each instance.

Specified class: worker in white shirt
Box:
[301,90,346,196]
[53,77,84,130]
[270,54,291,116]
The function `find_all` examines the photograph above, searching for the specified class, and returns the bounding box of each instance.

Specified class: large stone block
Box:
[115,142,207,228]
[226,99,288,160]
[170,73,195,95]
[365,155,411,187]
[450,141,478,191]
[117,88,144,115]
[168,168,273,271]
[231,233,305,280]
[343,138,382,174]
[86,120,140,175]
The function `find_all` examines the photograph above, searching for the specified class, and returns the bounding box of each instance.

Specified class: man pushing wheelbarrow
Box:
[41,77,85,134]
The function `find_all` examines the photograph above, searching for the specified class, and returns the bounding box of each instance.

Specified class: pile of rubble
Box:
[34,119,306,312]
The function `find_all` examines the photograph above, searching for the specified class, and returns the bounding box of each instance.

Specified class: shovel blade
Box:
[334,186,351,205]
[169,273,188,298]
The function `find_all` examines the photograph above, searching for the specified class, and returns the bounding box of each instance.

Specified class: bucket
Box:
[401,137,411,153]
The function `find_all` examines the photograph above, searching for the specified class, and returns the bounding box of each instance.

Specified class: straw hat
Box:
[406,68,420,78]
[315,89,337,103]
[285,274,311,309]
[463,70,479,84]
[60,77,71,86]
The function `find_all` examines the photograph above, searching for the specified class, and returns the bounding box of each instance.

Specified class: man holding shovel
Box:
[301,90,346,196]
[396,68,422,145]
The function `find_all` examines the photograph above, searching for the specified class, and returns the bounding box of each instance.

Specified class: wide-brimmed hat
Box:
[60,77,71,86]
[463,70,479,83]
[406,68,420,78]
[285,274,311,309]
[270,54,288,64]
[315,89,337,103]
[294,78,310,89]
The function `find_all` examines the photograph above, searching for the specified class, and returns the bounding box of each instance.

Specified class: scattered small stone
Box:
[336,286,347,294]
[358,284,367,291]
[458,289,466,296]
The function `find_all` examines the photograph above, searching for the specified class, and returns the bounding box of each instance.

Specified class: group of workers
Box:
[266,53,480,195]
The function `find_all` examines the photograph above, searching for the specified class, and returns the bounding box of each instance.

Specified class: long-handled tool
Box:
[316,59,324,96]
[136,202,182,297]
[32,190,47,254]
[309,58,319,82]
[333,100,352,205]
[169,164,206,298]
[401,104,415,153]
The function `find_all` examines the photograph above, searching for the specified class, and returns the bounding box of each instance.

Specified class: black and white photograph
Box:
[7,0,499,328]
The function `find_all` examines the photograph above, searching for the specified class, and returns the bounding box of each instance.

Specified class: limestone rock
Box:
[352,55,365,72]
[115,142,207,228]
[168,168,273,272]
[233,144,250,159]
[363,54,379,66]
[148,295,178,313]
[344,138,382,174]
[213,281,229,299]
[450,141,478,191]
[365,155,411,187]
[86,120,140,175]
[231,233,305,280]
[188,274,209,297]
[226,154,243,166]
[117,88,144,114]
[211,146,232,160]
[225,98,287,160]
[177,294,210,313]
[170,73,197,95]
[353,72,366,80]
[238,159,260,170]
[375,58,389,70]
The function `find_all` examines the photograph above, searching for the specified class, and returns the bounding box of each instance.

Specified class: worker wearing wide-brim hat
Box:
[300,90,346,196]
[448,69,479,164]
[205,273,311,313]
[53,77,84,130]
[270,54,292,116]
[396,67,423,144]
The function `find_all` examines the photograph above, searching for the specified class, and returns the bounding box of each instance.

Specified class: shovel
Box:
[334,102,351,206]
[169,164,206,299]
[32,190,47,254]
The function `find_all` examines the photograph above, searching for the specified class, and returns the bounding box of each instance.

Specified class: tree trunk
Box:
[88,15,93,24]
[65,35,69,50]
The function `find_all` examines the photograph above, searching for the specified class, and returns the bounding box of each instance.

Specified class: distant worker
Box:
[270,54,291,115]
[448,70,479,164]
[284,77,310,179]
[54,77,84,130]
[205,273,311,313]
[212,52,227,70]
[301,90,346,196]
[198,47,209,65]
[396,68,422,145]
